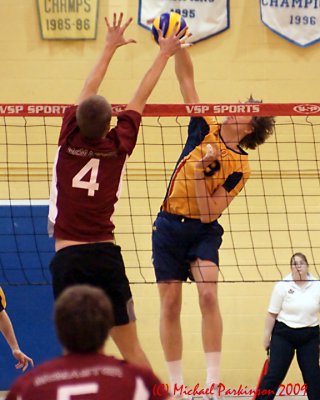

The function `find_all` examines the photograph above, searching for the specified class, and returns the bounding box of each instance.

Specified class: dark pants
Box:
[256,321,320,400]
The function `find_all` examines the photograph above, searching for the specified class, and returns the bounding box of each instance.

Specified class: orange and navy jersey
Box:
[162,117,251,218]
[0,286,7,312]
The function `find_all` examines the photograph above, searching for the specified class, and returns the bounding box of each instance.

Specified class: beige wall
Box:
[1,0,320,104]
[1,0,320,391]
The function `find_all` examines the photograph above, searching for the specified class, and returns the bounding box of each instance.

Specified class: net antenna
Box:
[1,103,320,285]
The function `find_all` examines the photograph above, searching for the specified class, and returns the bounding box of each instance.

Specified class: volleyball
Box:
[152,12,187,43]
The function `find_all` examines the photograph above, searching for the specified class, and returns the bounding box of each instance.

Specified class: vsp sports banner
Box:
[138,0,230,44]
[260,0,320,47]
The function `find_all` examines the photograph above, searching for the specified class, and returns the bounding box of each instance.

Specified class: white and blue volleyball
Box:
[152,12,187,43]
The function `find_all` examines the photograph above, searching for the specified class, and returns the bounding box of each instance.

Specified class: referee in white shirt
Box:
[256,252,320,400]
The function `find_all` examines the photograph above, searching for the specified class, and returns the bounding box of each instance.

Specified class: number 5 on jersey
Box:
[72,158,100,197]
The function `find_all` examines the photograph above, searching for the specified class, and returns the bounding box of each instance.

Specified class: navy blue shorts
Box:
[152,211,224,282]
[49,243,135,326]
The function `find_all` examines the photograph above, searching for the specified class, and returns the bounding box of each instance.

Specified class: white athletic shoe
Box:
[200,395,223,400]
[201,383,224,400]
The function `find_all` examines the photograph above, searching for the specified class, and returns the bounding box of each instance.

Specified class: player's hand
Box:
[263,336,270,351]
[195,144,221,171]
[12,349,34,372]
[146,18,155,25]
[105,12,136,48]
[148,18,192,49]
[157,24,191,57]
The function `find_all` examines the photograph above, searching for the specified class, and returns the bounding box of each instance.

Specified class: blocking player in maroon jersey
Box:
[5,285,172,400]
[47,12,187,369]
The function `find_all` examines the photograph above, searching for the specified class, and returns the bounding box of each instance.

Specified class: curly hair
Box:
[76,95,112,139]
[239,96,275,150]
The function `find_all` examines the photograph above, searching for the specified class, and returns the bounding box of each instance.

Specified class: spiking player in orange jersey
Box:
[152,47,275,399]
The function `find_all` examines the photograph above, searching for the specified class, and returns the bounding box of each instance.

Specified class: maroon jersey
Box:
[6,353,170,400]
[48,106,141,242]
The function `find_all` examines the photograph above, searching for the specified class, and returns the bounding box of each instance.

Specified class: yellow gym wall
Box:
[1,0,320,392]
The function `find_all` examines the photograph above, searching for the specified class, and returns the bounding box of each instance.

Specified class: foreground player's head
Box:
[54,285,114,353]
[76,95,112,139]
[239,95,275,150]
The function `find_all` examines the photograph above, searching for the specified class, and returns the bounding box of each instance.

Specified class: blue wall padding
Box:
[0,205,61,389]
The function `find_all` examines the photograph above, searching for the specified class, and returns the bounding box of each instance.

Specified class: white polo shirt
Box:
[268,273,320,328]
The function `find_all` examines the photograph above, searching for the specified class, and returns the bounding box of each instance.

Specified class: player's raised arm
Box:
[193,144,235,223]
[174,47,199,104]
[77,13,136,105]
[126,26,186,114]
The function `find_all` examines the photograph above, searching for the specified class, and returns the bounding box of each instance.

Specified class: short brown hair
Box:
[76,95,112,139]
[239,96,275,150]
[54,285,114,353]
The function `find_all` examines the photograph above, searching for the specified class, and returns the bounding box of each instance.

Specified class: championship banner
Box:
[37,0,99,40]
[138,0,229,43]
[260,0,320,47]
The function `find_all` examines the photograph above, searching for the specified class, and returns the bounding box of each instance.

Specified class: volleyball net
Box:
[1,103,320,285]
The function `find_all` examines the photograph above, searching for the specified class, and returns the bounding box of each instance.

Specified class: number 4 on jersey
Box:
[72,158,100,197]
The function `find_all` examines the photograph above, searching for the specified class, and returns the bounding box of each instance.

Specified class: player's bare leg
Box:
[110,321,151,369]
[158,281,184,392]
[158,281,183,360]
[191,259,222,397]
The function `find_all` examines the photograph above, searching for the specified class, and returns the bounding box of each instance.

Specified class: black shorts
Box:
[49,242,135,326]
